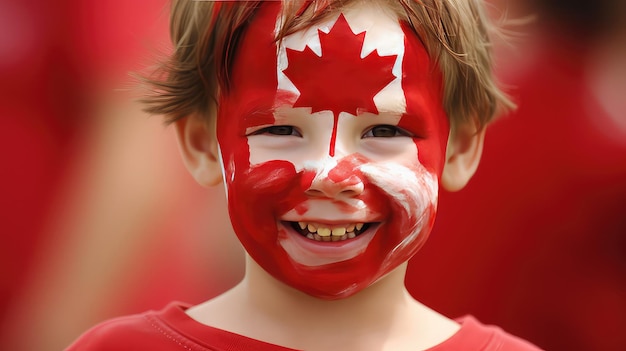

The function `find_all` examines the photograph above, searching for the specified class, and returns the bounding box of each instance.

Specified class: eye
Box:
[362,125,412,138]
[252,125,302,137]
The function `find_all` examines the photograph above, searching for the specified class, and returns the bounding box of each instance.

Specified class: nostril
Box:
[339,188,360,197]
[305,189,326,197]
[343,181,364,195]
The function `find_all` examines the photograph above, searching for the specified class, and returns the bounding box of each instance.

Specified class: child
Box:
[67,0,542,349]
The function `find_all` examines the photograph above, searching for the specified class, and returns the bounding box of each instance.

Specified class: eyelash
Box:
[251,124,413,138]
[251,126,302,137]
[362,125,413,138]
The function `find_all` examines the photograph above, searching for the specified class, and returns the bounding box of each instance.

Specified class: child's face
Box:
[216,3,449,299]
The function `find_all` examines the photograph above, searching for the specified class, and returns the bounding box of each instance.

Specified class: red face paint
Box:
[216,3,449,299]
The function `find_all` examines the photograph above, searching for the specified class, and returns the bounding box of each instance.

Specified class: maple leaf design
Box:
[282,13,397,116]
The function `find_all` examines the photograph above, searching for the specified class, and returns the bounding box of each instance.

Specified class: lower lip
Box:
[278,222,377,267]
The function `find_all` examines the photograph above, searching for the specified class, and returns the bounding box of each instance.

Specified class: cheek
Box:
[360,158,438,258]
[238,160,309,214]
[361,160,438,224]
[225,159,313,255]
[248,137,278,166]
[413,138,447,176]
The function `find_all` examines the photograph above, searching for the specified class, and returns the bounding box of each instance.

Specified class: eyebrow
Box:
[242,109,276,128]
[237,89,301,127]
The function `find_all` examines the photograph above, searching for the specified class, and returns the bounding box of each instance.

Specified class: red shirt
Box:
[66,302,542,350]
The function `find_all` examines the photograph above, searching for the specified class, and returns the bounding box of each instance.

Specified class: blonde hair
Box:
[141,0,514,130]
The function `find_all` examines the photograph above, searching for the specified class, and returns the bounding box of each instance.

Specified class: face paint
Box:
[216,2,449,299]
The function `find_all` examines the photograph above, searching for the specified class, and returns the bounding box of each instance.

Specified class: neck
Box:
[232,256,422,350]
[188,255,458,350]
[244,255,410,324]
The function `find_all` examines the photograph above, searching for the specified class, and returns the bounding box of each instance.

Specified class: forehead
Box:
[224,2,444,121]
[277,4,405,115]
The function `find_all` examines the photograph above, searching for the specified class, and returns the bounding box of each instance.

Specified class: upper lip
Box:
[280,217,382,225]
[280,220,373,228]
[281,197,380,217]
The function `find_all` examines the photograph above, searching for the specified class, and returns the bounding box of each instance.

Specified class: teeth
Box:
[331,227,346,236]
[294,221,369,242]
[317,228,331,237]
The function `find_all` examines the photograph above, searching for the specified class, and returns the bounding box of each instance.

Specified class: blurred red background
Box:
[1,0,624,350]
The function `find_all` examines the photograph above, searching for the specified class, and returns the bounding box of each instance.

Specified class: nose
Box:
[305,161,364,199]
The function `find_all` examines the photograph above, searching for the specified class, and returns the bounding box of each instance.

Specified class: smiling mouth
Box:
[286,221,373,242]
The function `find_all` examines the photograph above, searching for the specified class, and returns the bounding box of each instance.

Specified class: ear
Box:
[174,112,223,187]
[440,122,486,192]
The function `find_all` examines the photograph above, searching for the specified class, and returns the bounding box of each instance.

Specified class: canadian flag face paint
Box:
[217,3,449,299]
